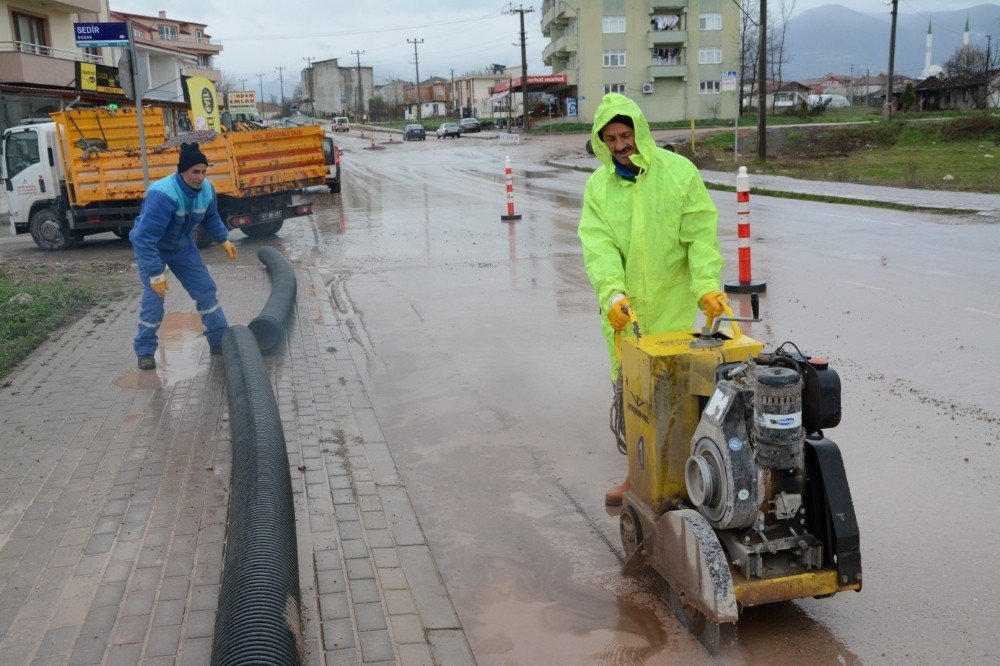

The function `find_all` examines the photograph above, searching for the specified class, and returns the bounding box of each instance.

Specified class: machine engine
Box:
[683,345,854,580]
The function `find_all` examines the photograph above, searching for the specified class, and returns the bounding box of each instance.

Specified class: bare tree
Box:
[739,0,761,114]
[943,44,998,110]
[767,0,796,115]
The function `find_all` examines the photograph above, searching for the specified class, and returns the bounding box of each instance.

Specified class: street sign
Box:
[116,52,149,100]
[721,70,738,93]
[227,91,257,114]
[74,22,130,48]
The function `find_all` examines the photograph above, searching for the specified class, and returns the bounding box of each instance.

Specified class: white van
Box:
[332,117,350,132]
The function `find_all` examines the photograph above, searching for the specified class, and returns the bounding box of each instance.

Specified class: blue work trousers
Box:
[133,244,228,356]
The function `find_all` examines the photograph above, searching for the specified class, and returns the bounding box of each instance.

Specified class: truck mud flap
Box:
[212,325,304,665]
[248,247,297,356]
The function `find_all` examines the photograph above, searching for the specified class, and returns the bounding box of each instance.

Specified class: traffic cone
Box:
[500,156,521,221]
[724,166,766,294]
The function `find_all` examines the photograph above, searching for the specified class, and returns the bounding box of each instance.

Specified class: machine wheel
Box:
[620,506,643,559]
[29,207,78,251]
[668,586,733,655]
[241,220,284,237]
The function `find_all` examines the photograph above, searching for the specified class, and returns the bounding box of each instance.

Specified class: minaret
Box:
[925,22,933,74]
[963,17,970,49]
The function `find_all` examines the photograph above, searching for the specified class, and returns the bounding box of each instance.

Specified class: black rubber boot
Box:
[137,355,155,370]
[210,344,223,356]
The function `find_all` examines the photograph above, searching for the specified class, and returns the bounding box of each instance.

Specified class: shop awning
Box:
[489,90,510,103]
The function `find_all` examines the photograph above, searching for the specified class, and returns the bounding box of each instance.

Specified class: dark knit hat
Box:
[177,142,208,173]
[599,114,634,140]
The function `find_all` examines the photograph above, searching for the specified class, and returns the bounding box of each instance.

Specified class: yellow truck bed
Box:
[52,108,326,206]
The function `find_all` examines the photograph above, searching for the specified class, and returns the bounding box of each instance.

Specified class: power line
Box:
[218,14,501,42]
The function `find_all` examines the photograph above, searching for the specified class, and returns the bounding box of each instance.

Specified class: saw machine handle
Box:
[705,293,761,341]
[613,305,642,363]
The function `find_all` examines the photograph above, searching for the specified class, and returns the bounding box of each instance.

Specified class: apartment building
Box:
[404,77,450,120]
[541,0,739,123]
[306,58,374,118]
[111,9,222,105]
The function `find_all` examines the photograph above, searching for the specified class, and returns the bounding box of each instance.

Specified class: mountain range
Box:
[780,3,1000,81]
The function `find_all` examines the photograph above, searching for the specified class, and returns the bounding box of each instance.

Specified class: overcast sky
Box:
[114,1,995,91]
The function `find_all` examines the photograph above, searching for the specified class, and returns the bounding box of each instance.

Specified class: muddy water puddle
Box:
[113,312,208,389]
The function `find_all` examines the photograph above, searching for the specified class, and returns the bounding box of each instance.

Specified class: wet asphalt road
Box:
[5,130,997,663]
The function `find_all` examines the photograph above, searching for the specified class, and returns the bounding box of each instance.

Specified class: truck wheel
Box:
[241,220,284,238]
[193,227,213,249]
[29,207,78,251]
[112,229,130,240]
[329,179,341,194]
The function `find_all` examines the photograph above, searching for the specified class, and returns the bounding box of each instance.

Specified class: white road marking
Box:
[842,280,887,291]
[966,307,1000,319]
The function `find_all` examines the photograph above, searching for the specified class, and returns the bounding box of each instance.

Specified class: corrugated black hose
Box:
[211,325,304,665]
[249,246,297,355]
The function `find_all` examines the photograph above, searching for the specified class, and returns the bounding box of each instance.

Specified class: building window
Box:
[195,29,204,43]
[700,80,721,94]
[698,47,722,65]
[700,13,722,31]
[603,50,626,68]
[13,12,46,55]
[603,16,626,33]
[604,83,627,94]
[158,25,178,40]
[198,54,212,68]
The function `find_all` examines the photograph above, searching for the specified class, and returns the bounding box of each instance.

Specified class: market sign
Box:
[493,75,568,94]
[74,61,125,96]
[74,22,130,48]
[227,91,257,114]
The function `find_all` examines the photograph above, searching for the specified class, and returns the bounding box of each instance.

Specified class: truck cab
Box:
[4,123,61,238]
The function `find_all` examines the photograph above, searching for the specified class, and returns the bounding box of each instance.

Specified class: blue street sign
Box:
[74,22,130,48]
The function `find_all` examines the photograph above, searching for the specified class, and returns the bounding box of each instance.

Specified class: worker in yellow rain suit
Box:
[578,93,726,506]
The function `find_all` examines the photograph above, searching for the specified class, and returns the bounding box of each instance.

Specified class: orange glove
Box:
[608,296,631,332]
[220,240,238,260]
[698,290,727,318]
[150,274,168,299]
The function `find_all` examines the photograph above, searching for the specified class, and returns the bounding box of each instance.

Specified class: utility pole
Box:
[303,56,315,114]
[351,50,365,121]
[508,4,535,132]
[239,77,247,91]
[275,65,286,113]
[256,72,265,116]
[450,68,455,116]
[885,0,899,120]
[756,0,767,162]
[407,38,424,123]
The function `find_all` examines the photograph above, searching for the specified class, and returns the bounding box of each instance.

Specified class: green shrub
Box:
[940,115,1000,142]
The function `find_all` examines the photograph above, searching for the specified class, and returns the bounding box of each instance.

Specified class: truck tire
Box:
[241,220,284,238]
[329,179,341,194]
[29,207,78,251]
[194,227,213,249]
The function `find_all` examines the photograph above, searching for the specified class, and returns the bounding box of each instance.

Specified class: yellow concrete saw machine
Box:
[617,296,861,652]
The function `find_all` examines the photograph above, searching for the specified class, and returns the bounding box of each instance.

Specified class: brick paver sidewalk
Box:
[0,255,473,665]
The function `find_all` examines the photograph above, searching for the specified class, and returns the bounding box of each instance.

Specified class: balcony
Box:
[181,66,221,83]
[648,29,687,46]
[649,0,688,10]
[145,32,222,53]
[649,62,687,79]
[542,33,577,66]
[48,0,102,12]
[541,0,578,36]
[0,42,101,87]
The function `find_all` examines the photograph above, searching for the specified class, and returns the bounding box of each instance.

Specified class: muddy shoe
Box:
[137,355,156,370]
[209,344,223,356]
[605,475,631,506]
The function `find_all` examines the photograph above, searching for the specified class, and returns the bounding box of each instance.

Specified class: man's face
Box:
[602,122,637,162]
[181,163,207,189]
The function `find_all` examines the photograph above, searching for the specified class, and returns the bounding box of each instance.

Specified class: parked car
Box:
[435,123,461,139]
[322,134,341,193]
[458,117,481,133]
[403,124,426,141]
[331,116,350,132]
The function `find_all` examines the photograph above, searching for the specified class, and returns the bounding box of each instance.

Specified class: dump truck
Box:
[3,106,327,250]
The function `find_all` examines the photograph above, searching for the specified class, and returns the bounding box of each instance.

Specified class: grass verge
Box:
[0,262,129,381]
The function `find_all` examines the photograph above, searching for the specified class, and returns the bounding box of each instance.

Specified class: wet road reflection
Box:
[113,312,208,390]
[268,132,998,664]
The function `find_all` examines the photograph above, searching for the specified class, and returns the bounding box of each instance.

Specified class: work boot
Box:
[137,355,155,370]
[209,344,223,356]
[605,475,631,506]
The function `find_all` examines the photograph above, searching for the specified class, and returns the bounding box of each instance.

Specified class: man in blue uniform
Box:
[130,142,238,370]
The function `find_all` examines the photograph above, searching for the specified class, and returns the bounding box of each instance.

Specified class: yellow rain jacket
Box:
[579,94,723,378]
